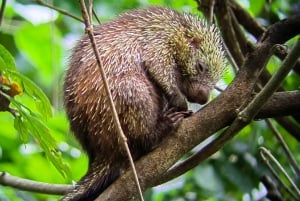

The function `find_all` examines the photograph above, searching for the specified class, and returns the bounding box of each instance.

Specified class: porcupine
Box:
[62,6,226,201]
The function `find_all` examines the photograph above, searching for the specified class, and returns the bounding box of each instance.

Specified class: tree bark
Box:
[96,13,300,200]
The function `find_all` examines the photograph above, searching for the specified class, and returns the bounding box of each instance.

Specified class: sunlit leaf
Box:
[14,23,63,86]
[4,70,52,119]
[14,116,29,143]
[0,44,17,71]
[4,89,71,180]
[0,44,69,179]
[24,114,71,179]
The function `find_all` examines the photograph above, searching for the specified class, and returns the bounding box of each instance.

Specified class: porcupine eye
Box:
[196,60,208,75]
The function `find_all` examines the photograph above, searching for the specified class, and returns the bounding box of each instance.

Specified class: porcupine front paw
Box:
[163,108,193,130]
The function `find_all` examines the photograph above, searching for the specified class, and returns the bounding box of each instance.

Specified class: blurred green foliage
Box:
[0,0,299,201]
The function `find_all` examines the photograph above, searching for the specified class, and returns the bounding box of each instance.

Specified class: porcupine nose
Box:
[187,86,210,105]
[196,87,210,104]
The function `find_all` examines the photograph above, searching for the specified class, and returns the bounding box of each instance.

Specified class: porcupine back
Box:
[62,6,226,201]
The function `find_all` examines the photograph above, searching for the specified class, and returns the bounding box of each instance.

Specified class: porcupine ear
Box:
[188,37,202,49]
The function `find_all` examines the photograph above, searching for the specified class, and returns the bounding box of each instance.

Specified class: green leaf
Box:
[3,87,71,180]
[14,23,63,86]
[0,44,17,71]
[22,113,71,179]
[14,116,29,143]
[193,164,224,194]
[249,0,266,16]
[4,70,52,119]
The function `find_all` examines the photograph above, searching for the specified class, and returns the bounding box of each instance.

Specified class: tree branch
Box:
[1,89,298,197]
[0,172,72,195]
[260,147,300,199]
[257,91,300,118]
[214,0,245,66]
[1,1,299,200]
[229,0,265,38]
[35,0,83,22]
[159,37,300,186]
[144,90,300,185]
[95,13,300,201]
[275,117,300,142]
[265,119,300,177]
[229,0,300,75]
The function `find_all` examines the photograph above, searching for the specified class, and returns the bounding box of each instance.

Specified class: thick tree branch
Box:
[1,89,298,197]
[0,7,295,201]
[160,38,300,186]
[2,89,298,197]
[95,13,300,201]
[257,91,300,118]
[149,90,300,185]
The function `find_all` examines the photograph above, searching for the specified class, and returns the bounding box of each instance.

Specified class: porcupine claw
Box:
[163,108,193,129]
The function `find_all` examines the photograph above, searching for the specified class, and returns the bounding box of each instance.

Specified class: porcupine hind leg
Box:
[117,72,193,157]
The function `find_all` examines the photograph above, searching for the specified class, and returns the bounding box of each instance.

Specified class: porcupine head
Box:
[141,8,226,111]
[62,6,226,201]
[172,17,226,109]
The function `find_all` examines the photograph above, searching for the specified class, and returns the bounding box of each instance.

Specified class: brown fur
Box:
[62,6,225,201]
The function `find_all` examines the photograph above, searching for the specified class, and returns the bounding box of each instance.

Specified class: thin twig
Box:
[229,8,251,57]
[260,158,297,200]
[214,0,245,66]
[261,176,284,201]
[259,147,300,199]
[208,0,215,25]
[88,0,93,22]
[0,171,72,195]
[223,40,239,72]
[78,1,144,201]
[35,0,83,22]
[265,119,300,177]
[229,0,265,38]
[92,8,101,24]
